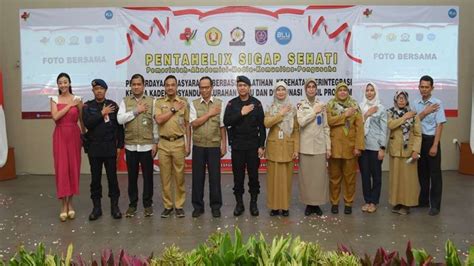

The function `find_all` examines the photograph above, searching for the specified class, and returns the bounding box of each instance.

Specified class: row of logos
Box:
[371,32,437,42]
[38,26,293,47]
[40,35,105,46]
[182,26,293,46]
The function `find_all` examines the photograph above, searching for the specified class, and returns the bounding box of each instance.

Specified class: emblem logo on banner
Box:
[416,33,424,41]
[255,27,268,45]
[230,27,246,46]
[205,27,222,46]
[180,27,197,46]
[386,33,396,42]
[104,10,113,20]
[275,26,292,45]
[400,33,410,42]
[55,36,65,46]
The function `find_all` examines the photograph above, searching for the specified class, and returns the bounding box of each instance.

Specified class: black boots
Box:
[250,194,259,216]
[111,198,122,219]
[89,198,122,220]
[233,194,245,216]
[88,199,102,221]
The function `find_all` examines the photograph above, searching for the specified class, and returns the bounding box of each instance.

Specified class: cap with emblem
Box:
[236,75,251,87]
[91,79,108,90]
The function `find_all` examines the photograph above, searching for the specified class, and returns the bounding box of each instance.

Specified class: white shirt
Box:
[117,96,158,152]
[189,96,225,127]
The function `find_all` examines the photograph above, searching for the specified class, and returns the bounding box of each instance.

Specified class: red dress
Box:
[53,104,81,198]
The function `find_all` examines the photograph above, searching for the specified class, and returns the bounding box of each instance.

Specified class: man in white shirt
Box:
[117,73,158,218]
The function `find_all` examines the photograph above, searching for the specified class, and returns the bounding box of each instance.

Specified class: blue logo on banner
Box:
[427,33,436,41]
[275,27,292,45]
[105,10,113,20]
[448,8,457,18]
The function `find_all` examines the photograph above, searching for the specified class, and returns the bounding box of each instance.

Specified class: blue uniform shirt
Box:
[413,96,446,136]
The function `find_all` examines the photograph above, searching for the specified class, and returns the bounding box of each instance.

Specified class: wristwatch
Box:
[170,107,177,114]
[380,146,386,150]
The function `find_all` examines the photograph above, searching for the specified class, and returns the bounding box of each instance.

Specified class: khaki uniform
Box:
[155,96,189,209]
[191,97,224,212]
[264,113,299,210]
[327,107,364,206]
[296,98,331,205]
[388,116,422,206]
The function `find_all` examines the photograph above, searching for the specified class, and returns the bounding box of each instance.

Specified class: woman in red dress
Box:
[50,73,84,221]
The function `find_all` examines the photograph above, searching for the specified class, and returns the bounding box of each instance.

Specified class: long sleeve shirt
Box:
[224,96,266,150]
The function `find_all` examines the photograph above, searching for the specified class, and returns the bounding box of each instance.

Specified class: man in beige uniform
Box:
[155,75,191,218]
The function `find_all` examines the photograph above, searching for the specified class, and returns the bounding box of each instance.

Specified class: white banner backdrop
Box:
[20,5,459,120]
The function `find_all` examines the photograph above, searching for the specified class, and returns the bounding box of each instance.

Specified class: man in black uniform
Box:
[224,75,266,216]
[83,79,124,220]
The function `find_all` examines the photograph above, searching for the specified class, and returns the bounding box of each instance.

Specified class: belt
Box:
[422,134,435,139]
[160,135,184,142]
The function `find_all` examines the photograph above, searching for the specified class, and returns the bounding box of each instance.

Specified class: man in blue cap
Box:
[83,79,124,220]
[224,75,266,216]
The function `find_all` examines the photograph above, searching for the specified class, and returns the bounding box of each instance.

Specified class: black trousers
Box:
[88,155,120,201]
[125,150,154,208]
[191,146,222,211]
[418,135,442,210]
[358,150,382,204]
[231,148,260,196]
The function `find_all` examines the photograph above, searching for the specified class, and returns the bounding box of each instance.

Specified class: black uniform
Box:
[224,96,266,196]
[83,99,124,202]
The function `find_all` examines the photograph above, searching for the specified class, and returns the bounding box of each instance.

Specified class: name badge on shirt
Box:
[278,130,284,139]
[316,115,322,125]
[104,114,110,123]
[142,117,148,125]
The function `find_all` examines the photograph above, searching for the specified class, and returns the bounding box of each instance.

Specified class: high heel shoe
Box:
[59,212,68,222]
[67,210,75,219]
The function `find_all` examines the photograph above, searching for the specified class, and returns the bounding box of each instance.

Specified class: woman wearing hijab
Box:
[387,91,421,215]
[327,82,364,215]
[296,79,330,216]
[358,82,387,213]
[264,81,299,216]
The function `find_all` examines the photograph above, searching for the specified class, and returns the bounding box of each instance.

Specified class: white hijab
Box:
[360,82,380,136]
[268,81,295,136]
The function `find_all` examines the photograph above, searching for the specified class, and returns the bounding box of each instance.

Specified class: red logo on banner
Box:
[179,27,197,45]
[21,12,30,21]
[363,8,372,18]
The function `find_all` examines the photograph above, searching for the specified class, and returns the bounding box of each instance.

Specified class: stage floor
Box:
[0,171,472,261]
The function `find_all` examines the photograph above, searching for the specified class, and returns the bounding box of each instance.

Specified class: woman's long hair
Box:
[56,72,73,95]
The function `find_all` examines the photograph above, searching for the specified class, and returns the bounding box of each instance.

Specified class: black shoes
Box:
[192,209,204,218]
[305,205,323,216]
[111,205,122,219]
[161,208,173,218]
[270,210,280,216]
[314,206,323,216]
[250,202,259,216]
[212,209,221,218]
[281,210,289,217]
[428,208,440,216]
[234,195,245,216]
[175,208,185,218]
[392,204,402,213]
[331,205,339,214]
[250,194,259,216]
[234,202,245,216]
[88,207,102,221]
[344,206,352,214]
